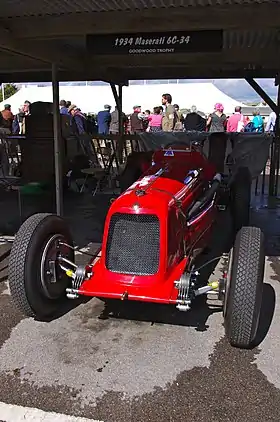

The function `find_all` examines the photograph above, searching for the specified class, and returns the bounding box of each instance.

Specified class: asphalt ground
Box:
[0,203,279,422]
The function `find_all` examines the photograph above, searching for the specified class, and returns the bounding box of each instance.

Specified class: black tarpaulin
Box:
[138,131,273,179]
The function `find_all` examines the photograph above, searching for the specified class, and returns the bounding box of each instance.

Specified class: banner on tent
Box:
[87,30,223,55]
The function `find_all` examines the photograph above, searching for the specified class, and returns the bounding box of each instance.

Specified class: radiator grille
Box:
[106,213,160,275]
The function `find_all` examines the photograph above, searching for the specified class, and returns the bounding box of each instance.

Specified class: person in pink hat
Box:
[207,103,227,133]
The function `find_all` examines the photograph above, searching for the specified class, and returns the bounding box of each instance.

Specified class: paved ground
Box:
[0,193,280,421]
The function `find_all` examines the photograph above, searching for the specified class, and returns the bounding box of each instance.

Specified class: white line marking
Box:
[0,402,103,421]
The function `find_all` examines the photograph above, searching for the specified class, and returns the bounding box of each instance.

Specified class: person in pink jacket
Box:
[227,106,246,132]
[147,106,163,132]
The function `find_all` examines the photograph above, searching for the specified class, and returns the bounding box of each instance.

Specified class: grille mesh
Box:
[106,213,160,275]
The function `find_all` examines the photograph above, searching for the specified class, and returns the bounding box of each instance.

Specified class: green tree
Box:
[0,83,19,103]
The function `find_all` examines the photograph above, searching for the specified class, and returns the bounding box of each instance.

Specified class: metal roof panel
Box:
[1,0,279,18]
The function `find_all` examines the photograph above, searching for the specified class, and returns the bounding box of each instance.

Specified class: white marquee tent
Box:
[0,83,246,115]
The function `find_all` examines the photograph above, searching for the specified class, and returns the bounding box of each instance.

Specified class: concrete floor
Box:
[0,190,280,421]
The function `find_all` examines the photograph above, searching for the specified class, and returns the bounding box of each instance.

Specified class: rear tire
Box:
[224,226,264,348]
[8,213,74,319]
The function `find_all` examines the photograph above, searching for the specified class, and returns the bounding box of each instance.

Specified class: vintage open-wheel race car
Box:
[8,133,270,349]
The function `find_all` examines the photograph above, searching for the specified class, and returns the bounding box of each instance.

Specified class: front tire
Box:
[8,213,74,319]
[224,226,264,348]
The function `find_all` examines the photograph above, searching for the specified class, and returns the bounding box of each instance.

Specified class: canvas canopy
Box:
[0,83,246,115]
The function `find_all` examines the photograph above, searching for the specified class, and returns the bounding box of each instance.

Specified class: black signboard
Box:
[87,30,223,56]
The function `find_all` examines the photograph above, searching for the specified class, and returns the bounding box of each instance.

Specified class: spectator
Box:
[184,105,206,132]
[244,116,251,125]
[23,100,31,116]
[207,103,227,173]
[66,101,71,109]
[59,100,69,115]
[0,110,5,129]
[207,103,227,133]
[109,106,128,134]
[173,104,184,131]
[143,110,151,131]
[110,106,119,134]
[252,108,264,133]
[1,104,14,131]
[161,93,175,131]
[226,106,246,132]
[97,104,111,135]
[68,104,87,135]
[265,111,276,132]
[17,106,25,134]
[148,106,162,132]
[130,106,147,133]
[12,115,20,135]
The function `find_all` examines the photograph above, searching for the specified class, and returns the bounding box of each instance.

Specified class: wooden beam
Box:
[0,68,129,84]
[88,49,280,68]
[245,77,278,113]
[0,26,83,71]
[0,66,276,84]
[110,84,120,111]
[3,4,280,39]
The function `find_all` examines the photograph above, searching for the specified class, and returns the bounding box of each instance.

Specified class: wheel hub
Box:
[40,234,72,299]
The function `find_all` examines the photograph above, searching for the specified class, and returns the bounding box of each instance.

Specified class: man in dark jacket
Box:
[97,104,111,135]
[130,106,147,133]
[184,105,206,132]
[110,106,128,134]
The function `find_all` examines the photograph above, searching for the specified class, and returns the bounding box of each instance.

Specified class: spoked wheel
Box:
[223,226,265,348]
[8,213,75,319]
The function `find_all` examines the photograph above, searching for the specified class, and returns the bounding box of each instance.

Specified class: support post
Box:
[118,84,123,136]
[110,82,124,165]
[245,77,280,196]
[52,63,63,216]
[245,77,278,114]
[110,83,121,113]
[1,83,5,101]
[273,84,280,196]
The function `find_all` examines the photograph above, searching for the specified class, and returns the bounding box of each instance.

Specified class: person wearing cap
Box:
[184,105,206,132]
[68,104,87,135]
[130,105,147,134]
[1,104,14,131]
[97,104,111,135]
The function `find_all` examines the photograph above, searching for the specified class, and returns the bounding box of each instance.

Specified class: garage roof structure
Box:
[0,0,280,83]
[1,0,280,214]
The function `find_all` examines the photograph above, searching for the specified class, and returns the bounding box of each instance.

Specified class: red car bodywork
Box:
[78,146,217,304]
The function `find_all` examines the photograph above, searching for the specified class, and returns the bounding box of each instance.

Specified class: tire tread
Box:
[226,226,264,348]
[9,213,60,317]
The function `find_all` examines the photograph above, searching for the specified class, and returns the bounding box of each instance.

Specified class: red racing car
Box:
[8,137,268,349]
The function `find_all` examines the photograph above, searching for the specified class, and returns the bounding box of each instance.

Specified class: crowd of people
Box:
[73,95,277,135]
[0,100,31,135]
[0,92,277,136]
